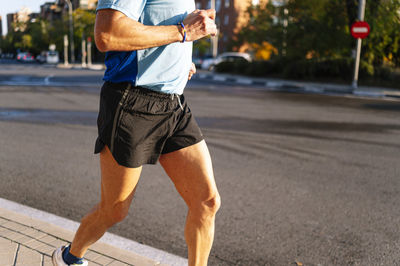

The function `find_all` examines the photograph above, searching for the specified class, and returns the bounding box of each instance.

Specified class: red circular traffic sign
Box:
[351,21,370,39]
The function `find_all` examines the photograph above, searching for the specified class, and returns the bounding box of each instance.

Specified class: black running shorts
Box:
[94,81,204,168]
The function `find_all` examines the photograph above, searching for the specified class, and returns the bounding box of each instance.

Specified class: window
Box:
[252,0,260,5]
[224,14,229,25]
[207,0,221,10]
[216,0,221,11]
[225,0,230,8]
[215,17,220,26]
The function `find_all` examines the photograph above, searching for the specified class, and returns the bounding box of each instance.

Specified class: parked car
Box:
[36,51,60,64]
[4,53,15,59]
[201,52,252,71]
[46,51,59,64]
[36,51,47,64]
[17,52,35,62]
[193,55,213,69]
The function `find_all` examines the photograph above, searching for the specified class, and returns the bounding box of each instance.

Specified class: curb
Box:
[194,73,399,100]
[0,198,187,266]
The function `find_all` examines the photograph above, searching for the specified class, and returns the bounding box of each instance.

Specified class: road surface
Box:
[0,62,400,265]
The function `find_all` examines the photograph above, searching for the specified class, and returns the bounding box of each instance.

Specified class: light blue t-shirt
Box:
[97,0,195,95]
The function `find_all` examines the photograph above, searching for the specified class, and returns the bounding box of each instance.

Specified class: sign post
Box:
[87,37,92,67]
[210,0,218,58]
[64,35,69,66]
[81,33,87,68]
[351,0,368,89]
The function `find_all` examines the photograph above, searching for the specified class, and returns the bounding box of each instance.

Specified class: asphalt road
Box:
[1,62,400,265]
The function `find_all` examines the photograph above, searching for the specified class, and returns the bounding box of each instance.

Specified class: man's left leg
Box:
[159,140,221,266]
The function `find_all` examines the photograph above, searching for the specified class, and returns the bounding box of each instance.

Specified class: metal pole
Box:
[352,0,366,89]
[64,34,69,66]
[81,33,87,68]
[210,0,218,58]
[87,38,92,67]
[282,7,288,57]
[66,0,75,64]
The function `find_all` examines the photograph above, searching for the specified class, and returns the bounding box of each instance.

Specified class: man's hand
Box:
[188,62,196,80]
[183,9,217,42]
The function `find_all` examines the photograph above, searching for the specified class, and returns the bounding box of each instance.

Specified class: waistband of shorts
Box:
[105,81,180,100]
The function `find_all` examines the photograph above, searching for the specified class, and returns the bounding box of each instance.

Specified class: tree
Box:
[193,38,211,57]
[363,0,400,66]
[28,19,51,54]
[235,2,276,54]
[1,8,102,61]
[236,0,400,67]
[233,2,282,59]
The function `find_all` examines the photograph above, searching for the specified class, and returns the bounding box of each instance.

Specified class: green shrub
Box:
[374,66,392,80]
[247,60,283,76]
[359,60,374,78]
[214,61,235,73]
[214,57,399,88]
[233,60,251,75]
[215,60,284,76]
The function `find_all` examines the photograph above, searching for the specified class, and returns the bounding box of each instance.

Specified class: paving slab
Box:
[0,198,187,265]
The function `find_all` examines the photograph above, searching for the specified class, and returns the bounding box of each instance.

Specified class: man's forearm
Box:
[95,10,183,52]
[95,9,217,52]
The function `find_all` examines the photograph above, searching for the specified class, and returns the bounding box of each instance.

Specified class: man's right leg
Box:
[68,145,142,258]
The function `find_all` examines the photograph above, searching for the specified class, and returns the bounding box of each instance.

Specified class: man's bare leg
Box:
[159,140,221,266]
[69,146,142,258]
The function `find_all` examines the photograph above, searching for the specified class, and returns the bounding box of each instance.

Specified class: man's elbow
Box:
[95,32,111,52]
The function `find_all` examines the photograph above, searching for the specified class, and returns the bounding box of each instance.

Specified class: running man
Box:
[52,0,220,266]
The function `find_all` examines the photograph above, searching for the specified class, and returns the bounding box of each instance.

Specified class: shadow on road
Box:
[1,107,399,150]
[0,107,97,126]
[362,102,400,111]
[197,116,400,134]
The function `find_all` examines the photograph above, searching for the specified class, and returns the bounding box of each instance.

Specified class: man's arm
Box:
[95,9,217,52]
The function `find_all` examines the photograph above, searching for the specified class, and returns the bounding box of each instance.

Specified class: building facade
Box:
[56,0,97,12]
[6,7,39,33]
[6,14,16,34]
[40,2,63,22]
[39,0,97,28]
[0,16,3,36]
[194,0,268,53]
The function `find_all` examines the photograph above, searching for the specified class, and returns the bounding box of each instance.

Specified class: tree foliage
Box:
[194,37,211,57]
[236,0,400,67]
[1,8,100,61]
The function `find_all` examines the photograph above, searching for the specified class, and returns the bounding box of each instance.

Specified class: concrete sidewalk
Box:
[0,198,186,266]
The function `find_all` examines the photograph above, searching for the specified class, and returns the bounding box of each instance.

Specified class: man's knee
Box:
[96,201,130,227]
[189,193,221,218]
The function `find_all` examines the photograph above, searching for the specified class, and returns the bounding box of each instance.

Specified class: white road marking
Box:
[44,74,54,85]
[304,87,324,93]
[213,76,226,81]
[353,91,384,97]
[236,78,252,85]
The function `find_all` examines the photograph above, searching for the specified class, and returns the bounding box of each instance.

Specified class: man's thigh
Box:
[100,145,142,208]
[159,140,219,206]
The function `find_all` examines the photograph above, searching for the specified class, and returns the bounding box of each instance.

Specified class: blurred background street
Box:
[0,61,400,265]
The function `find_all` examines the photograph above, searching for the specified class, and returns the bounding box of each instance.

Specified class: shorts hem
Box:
[161,137,204,155]
[95,139,160,168]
